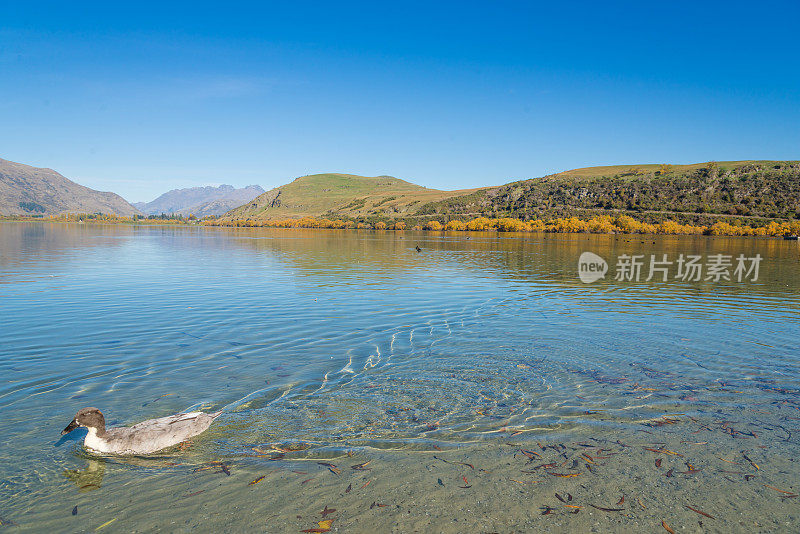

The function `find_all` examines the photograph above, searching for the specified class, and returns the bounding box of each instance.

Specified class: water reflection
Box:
[63,458,105,492]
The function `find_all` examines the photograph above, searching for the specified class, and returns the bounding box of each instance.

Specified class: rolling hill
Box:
[0,157,139,216]
[5,157,796,225]
[221,173,481,221]
[134,184,264,217]
[220,161,799,225]
[412,160,800,225]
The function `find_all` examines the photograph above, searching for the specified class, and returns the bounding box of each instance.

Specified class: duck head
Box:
[62,407,106,435]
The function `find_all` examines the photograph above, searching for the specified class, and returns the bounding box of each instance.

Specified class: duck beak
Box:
[62,419,79,435]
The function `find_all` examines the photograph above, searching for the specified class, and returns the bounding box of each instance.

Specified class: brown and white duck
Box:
[61,407,221,455]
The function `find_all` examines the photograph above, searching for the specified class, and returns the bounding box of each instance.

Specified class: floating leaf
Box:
[317,462,341,475]
[351,461,372,471]
[300,518,334,533]
[95,518,117,531]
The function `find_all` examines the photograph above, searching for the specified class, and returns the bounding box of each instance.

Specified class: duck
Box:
[61,407,222,455]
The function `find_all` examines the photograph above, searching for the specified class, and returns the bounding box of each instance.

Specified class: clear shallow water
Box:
[0,223,799,532]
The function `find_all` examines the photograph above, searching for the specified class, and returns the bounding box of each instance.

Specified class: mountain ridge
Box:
[135,184,265,217]
[0,157,140,216]
[3,157,797,225]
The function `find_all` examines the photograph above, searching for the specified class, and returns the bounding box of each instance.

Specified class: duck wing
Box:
[105,411,221,454]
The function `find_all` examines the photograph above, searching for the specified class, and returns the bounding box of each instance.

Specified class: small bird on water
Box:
[61,407,221,455]
[415,245,422,252]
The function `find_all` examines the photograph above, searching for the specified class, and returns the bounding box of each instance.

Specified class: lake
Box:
[1,223,798,532]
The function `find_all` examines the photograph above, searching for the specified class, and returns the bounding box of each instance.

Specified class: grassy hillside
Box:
[221,173,480,220]
[218,161,799,226]
[414,160,800,225]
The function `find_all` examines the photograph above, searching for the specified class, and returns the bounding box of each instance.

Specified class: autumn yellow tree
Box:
[465,217,494,231]
[496,218,526,232]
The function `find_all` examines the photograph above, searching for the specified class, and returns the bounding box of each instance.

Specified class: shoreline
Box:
[3,214,799,238]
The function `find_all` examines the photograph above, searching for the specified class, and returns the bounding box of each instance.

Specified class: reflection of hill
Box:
[179,227,800,313]
[0,222,131,272]
[1,223,797,311]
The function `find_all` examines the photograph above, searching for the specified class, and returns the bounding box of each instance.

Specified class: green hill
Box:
[221,173,481,220]
[220,161,799,226]
[413,160,800,225]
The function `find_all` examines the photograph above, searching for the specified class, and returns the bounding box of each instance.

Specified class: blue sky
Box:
[1,1,798,202]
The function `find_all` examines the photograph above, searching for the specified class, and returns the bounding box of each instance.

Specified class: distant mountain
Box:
[222,173,479,220]
[134,184,265,217]
[0,157,139,216]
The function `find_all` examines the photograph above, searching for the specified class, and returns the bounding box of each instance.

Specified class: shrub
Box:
[465,217,494,231]
[497,218,526,232]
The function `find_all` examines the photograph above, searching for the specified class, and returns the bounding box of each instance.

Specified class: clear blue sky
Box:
[1,1,798,202]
